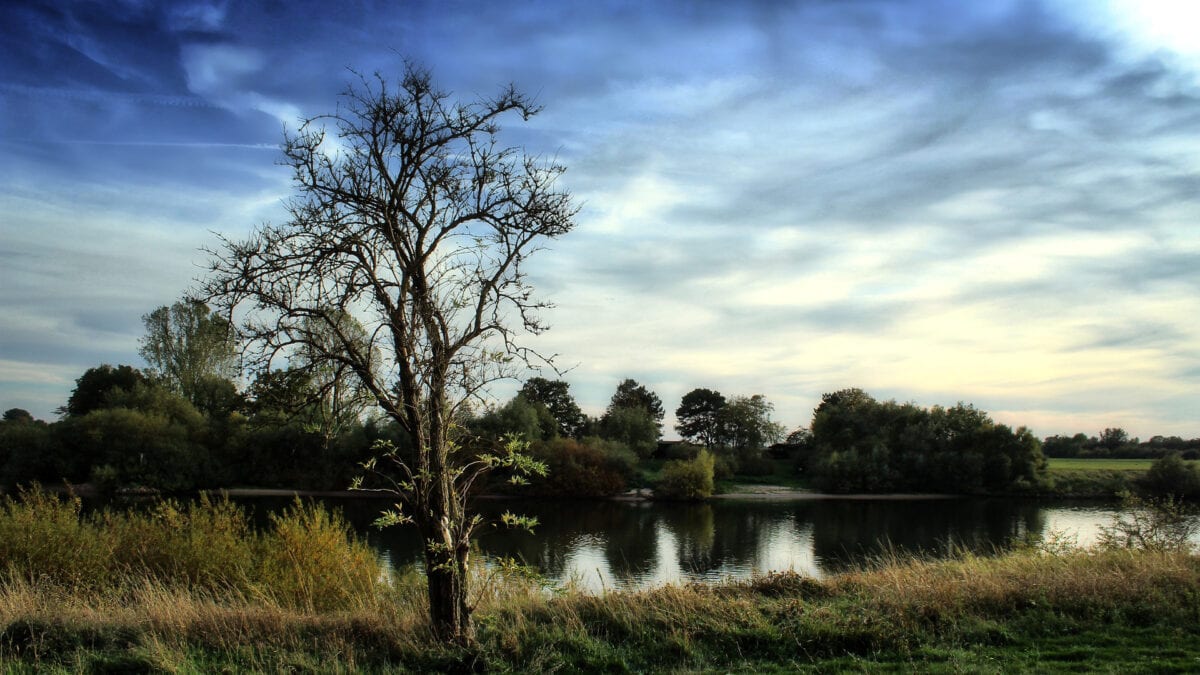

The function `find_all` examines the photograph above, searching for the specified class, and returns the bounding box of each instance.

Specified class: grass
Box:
[2,487,1198,672]
[1047,458,1158,472]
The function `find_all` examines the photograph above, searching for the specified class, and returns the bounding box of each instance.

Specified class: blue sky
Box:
[1,0,1198,439]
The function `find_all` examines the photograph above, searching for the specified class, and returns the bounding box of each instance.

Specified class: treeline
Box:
[1043,428,1200,460]
[3,300,1198,499]
[799,388,1046,494]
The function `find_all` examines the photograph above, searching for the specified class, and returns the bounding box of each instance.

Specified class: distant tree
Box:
[598,405,659,458]
[675,388,726,448]
[2,409,34,424]
[786,427,813,445]
[606,378,664,422]
[808,389,1046,494]
[717,394,785,454]
[519,377,586,438]
[469,395,557,444]
[245,368,319,426]
[63,365,150,417]
[292,310,378,448]
[1099,427,1131,451]
[139,300,239,407]
[1042,434,1087,458]
[524,437,636,497]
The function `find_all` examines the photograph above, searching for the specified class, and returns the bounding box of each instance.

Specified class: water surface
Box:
[235,495,1169,591]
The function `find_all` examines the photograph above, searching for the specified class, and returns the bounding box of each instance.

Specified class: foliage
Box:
[1140,452,1200,499]
[469,395,557,445]
[519,377,587,438]
[523,437,636,497]
[2,409,33,424]
[1097,492,1198,552]
[655,449,715,500]
[597,405,659,458]
[808,389,1047,494]
[139,300,240,409]
[1043,429,1200,460]
[62,364,149,417]
[605,378,664,422]
[718,394,785,455]
[674,387,726,448]
[0,418,66,489]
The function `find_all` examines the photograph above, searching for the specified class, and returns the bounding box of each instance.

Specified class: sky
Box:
[1,0,1198,440]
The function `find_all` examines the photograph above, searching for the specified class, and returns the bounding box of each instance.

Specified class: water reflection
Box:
[229,496,1195,592]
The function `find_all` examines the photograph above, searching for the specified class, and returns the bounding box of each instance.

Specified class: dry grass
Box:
[1,486,1198,671]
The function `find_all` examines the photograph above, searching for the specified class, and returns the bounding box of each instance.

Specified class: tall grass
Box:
[2,486,1198,671]
[0,486,382,610]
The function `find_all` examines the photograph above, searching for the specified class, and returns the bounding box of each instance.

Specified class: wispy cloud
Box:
[0,0,1196,438]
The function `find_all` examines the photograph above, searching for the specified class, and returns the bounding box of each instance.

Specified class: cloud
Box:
[1,0,1197,437]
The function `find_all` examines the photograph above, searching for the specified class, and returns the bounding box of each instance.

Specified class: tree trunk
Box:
[423,521,474,645]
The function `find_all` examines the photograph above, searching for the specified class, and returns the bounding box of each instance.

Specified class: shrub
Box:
[524,437,635,497]
[1141,452,1200,499]
[258,499,382,611]
[655,449,714,500]
[1097,492,1197,552]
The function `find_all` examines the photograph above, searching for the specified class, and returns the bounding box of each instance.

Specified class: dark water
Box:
[229,495,1147,591]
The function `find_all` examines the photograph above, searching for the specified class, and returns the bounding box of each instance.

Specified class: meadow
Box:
[1047,458,1157,472]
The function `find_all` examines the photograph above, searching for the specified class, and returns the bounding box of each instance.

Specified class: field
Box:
[1047,457,1156,472]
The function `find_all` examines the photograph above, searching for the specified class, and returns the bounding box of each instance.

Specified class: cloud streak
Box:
[0,0,1196,440]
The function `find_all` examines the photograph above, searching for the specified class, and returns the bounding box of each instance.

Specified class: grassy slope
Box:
[3,548,1198,672]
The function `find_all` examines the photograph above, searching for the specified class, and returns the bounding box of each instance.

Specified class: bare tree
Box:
[201,63,576,643]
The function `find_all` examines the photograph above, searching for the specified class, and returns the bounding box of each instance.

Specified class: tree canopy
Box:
[139,300,239,407]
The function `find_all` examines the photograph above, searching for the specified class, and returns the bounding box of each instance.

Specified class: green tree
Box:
[202,64,575,644]
[1099,427,1132,451]
[599,405,659,458]
[62,365,150,417]
[2,409,34,424]
[675,388,726,448]
[139,300,239,407]
[606,378,664,422]
[469,395,557,444]
[519,377,586,438]
[717,394,785,454]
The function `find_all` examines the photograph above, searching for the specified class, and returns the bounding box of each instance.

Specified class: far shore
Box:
[24,483,997,502]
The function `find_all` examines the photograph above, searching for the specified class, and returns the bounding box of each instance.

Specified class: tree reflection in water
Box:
[235,496,1129,591]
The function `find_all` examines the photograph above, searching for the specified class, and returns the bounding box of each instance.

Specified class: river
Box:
[229,495,1181,592]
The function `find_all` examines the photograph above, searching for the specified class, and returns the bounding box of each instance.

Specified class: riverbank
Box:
[2,488,1197,671]
[3,546,1196,672]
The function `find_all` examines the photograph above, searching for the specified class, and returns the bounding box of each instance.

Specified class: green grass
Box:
[1048,458,1157,472]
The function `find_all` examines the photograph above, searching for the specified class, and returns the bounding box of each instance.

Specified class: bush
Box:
[1141,453,1200,499]
[655,449,714,500]
[1097,492,1197,552]
[524,437,636,497]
